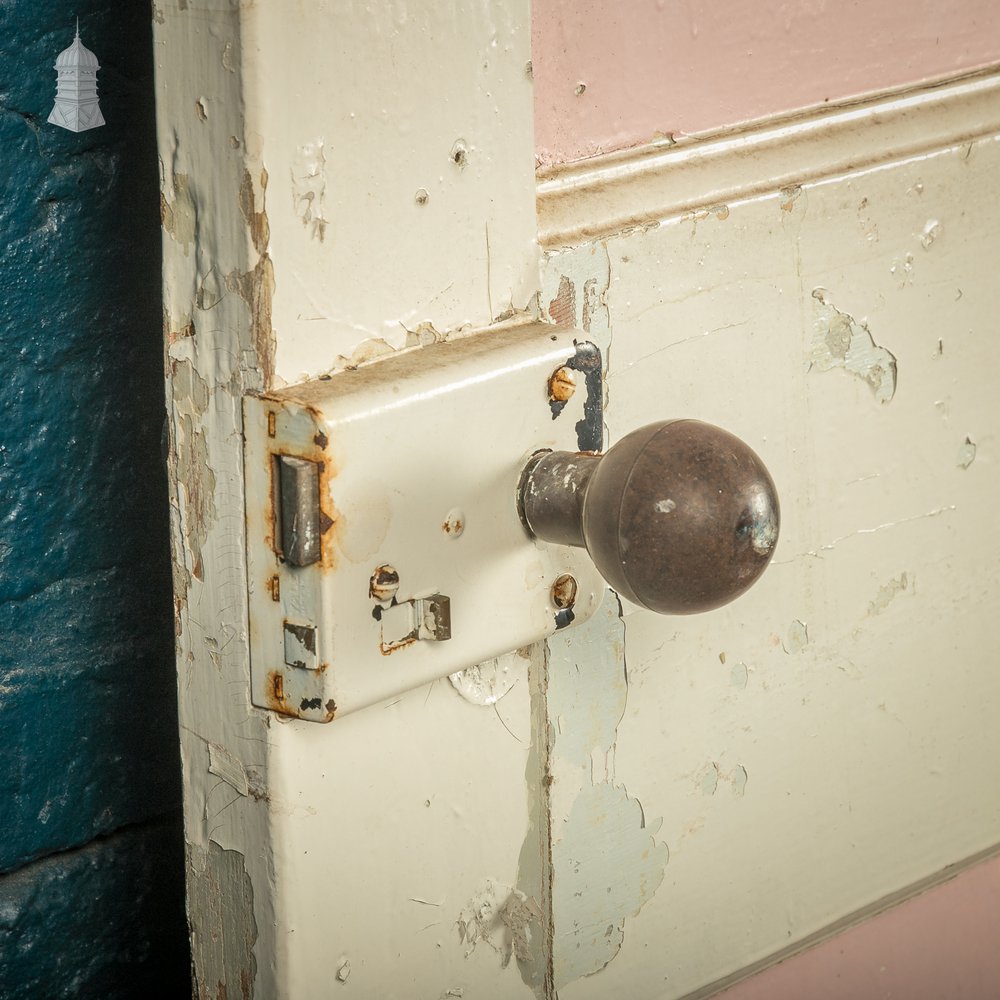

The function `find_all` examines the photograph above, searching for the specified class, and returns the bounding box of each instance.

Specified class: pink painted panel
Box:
[712,854,1000,1000]
[533,0,1000,165]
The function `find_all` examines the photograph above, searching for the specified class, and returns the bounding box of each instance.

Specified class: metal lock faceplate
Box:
[243,321,605,722]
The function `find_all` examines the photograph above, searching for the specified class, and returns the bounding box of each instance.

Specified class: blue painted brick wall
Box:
[0,1,188,993]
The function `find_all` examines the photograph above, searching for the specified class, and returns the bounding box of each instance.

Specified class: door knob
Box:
[518,420,779,614]
[245,323,779,721]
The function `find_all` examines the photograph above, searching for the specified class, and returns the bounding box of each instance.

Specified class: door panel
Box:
[539,128,1000,997]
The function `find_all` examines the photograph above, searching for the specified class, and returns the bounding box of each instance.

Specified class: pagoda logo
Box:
[48,21,105,133]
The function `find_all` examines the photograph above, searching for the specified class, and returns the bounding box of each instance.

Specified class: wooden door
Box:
[153,3,1000,996]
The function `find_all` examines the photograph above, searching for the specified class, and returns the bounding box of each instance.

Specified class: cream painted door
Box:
[153,4,1000,997]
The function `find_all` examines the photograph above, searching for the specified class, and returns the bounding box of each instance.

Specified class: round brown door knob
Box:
[519,420,780,614]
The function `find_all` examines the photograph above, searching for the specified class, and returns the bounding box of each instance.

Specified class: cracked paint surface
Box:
[810,288,897,403]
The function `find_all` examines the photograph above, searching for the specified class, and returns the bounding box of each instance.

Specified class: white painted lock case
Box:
[243,320,606,721]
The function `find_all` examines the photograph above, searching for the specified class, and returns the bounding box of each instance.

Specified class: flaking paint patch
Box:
[957,436,977,469]
[783,619,809,653]
[551,782,666,988]
[868,573,910,615]
[156,6,277,993]
[541,245,611,342]
[160,172,197,253]
[456,878,517,966]
[545,592,667,990]
[810,288,897,404]
[235,168,275,387]
[510,642,553,997]
[188,841,257,1000]
[174,411,216,582]
[208,741,250,797]
[548,275,576,328]
[698,762,748,798]
[730,661,749,689]
[449,651,522,706]
[780,184,803,212]
[291,140,328,242]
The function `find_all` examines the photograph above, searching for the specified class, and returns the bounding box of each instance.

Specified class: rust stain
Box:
[265,670,290,715]
[548,275,576,327]
[380,635,418,656]
[269,575,280,601]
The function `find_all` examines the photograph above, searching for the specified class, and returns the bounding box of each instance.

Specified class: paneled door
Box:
[154,4,1000,997]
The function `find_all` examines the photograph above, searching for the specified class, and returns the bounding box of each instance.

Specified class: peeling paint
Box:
[811,288,897,404]
[699,761,748,798]
[187,841,257,1000]
[235,168,275,387]
[511,642,554,997]
[540,247,612,451]
[208,741,250,797]
[957,436,977,469]
[545,593,667,991]
[868,573,910,615]
[174,410,217,581]
[541,248,611,344]
[155,7,277,992]
[456,878,517,965]
[449,651,522,706]
[160,172,197,252]
[552,782,666,987]
[784,619,809,653]
[684,202,731,225]
[890,250,915,287]
[920,219,942,250]
[548,275,576,328]
[291,140,328,242]
[779,184,803,212]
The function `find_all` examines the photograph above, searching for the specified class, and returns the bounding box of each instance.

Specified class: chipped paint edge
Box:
[153,3,277,997]
[537,67,1000,247]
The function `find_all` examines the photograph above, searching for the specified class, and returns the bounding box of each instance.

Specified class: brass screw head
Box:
[551,573,578,609]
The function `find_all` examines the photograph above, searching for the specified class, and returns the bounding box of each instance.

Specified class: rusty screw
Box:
[548,366,576,404]
[551,573,578,610]
[370,565,400,602]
